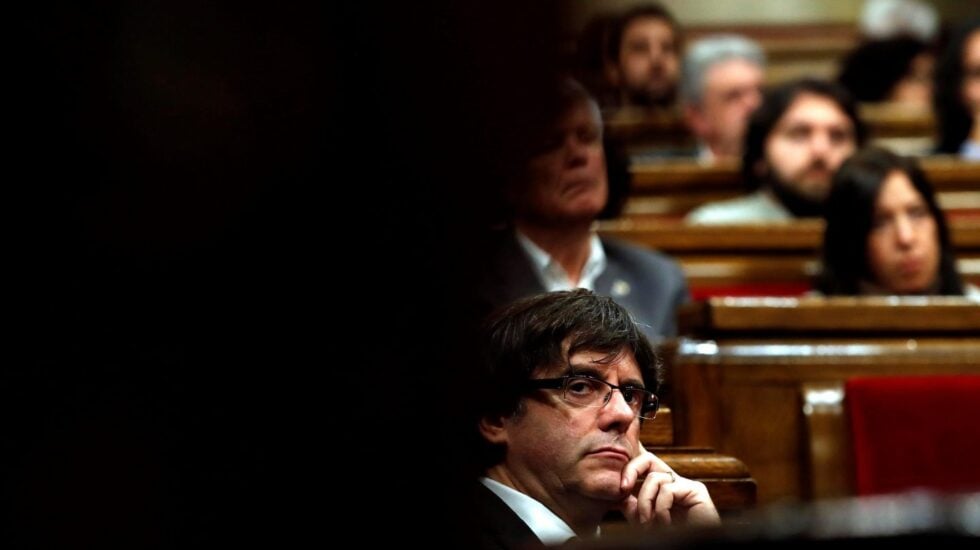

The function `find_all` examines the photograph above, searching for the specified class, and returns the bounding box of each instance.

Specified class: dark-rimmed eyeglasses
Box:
[524,374,659,420]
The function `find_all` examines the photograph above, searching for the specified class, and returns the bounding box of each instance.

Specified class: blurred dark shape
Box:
[600,134,632,220]
[580,491,980,548]
[934,17,980,154]
[10,0,568,546]
[574,14,618,106]
[837,38,933,106]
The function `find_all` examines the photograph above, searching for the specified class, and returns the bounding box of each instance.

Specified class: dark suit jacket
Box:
[472,482,546,550]
[475,231,689,341]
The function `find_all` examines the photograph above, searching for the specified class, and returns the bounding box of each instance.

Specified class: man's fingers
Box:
[635,471,674,524]
[620,495,639,523]
[653,478,675,525]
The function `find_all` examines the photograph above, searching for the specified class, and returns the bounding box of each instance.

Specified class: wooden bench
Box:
[597,218,980,297]
[605,102,938,158]
[641,406,756,512]
[622,157,980,220]
[690,23,856,78]
[664,297,980,506]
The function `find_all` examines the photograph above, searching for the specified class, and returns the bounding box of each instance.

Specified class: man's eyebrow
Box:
[567,363,646,388]
[621,377,646,389]
[566,363,602,378]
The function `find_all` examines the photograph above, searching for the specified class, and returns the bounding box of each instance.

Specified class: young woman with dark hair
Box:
[818,147,977,298]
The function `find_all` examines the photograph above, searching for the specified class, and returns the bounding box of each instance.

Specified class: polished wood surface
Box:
[621,157,980,219]
[640,406,673,446]
[686,23,857,85]
[598,218,980,251]
[680,296,980,335]
[630,157,980,193]
[666,297,980,505]
[638,406,757,511]
[605,101,939,157]
[801,381,852,499]
[656,447,757,512]
[597,219,980,291]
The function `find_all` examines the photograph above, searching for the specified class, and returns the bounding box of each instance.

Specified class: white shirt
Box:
[960,140,980,161]
[479,477,578,546]
[696,142,716,165]
[515,230,607,291]
[964,283,980,302]
[685,189,793,225]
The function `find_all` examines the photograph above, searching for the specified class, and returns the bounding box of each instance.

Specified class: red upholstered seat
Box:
[846,375,980,496]
[689,282,812,300]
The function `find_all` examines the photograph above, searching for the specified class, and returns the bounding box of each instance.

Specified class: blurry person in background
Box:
[605,4,682,111]
[475,78,689,342]
[679,34,766,162]
[934,17,980,159]
[837,37,935,109]
[686,79,866,224]
[859,0,938,44]
[817,146,979,298]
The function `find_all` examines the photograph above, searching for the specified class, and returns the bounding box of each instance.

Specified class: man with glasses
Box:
[471,289,718,548]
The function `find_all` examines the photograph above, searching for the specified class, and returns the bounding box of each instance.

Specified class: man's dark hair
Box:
[837,37,931,102]
[817,146,964,295]
[741,78,868,192]
[607,3,682,62]
[934,17,980,154]
[473,289,661,469]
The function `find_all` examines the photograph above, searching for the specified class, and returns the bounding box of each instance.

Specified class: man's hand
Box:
[617,447,721,527]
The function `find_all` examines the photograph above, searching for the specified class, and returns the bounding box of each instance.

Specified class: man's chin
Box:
[579,472,630,502]
[798,175,832,195]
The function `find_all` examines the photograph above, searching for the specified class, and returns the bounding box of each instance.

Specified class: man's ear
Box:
[479,415,509,445]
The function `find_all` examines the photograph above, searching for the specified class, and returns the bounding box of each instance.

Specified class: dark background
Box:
[7,2,563,546]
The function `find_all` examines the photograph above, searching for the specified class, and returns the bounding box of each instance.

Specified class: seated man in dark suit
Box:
[472,290,719,548]
[475,78,688,342]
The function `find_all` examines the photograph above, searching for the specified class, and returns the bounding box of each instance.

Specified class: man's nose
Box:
[743,89,762,112]
[646,45,665,64]
[600,389,637,427]
[810,131,832,156]
[564,137,589,166]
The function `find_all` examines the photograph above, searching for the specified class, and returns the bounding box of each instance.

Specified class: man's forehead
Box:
[778,93,852,127]
[706,58,763,84]
[623,17,674,41]
[541,343,643,378]
[558,102,601,129]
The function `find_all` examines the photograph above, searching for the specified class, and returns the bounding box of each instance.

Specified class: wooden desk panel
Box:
[680,296,980,336]
[621,157,980,218]
[665,297,980,505]
[671,340,980,505]
[598,219,980,253]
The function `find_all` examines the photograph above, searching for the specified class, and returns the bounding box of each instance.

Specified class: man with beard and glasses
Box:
[686,78,866,224]
[468,289,719,549]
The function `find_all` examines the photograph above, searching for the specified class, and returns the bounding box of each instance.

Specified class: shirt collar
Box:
[479,477,580,545]
[696,142,716,164]
[515,229,607,292]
